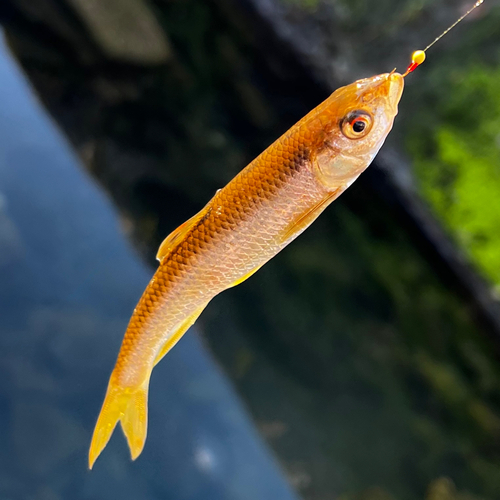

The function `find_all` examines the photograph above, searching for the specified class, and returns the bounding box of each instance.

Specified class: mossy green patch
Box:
[408,65,500,287]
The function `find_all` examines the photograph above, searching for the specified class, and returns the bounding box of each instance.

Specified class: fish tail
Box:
[120,385,148,460]
[89,379,149,469]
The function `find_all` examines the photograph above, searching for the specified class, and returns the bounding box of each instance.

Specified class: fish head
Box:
[312,72,404,188]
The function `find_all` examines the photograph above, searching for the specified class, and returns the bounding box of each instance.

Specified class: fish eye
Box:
[341,110,373,140]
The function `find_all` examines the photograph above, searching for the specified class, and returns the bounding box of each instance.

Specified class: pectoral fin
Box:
[279,189,342,244]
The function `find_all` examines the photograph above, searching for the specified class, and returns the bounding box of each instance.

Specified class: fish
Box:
[88,70,405,468]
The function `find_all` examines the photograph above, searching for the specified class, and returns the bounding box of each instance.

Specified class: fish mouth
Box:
[356,72,404,115]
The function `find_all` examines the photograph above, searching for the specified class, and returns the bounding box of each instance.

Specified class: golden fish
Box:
[89,71,404,468]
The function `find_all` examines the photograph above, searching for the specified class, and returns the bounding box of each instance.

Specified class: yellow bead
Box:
[412,50,426,65]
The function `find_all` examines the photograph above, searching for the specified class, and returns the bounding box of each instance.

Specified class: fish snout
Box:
[385,72,404,113]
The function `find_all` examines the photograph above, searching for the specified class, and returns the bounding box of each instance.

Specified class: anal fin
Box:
[153,302,209,366]
[153,265,263,367]
[229,265,263,288]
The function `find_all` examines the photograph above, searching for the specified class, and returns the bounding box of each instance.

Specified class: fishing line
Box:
[402,0,485,77]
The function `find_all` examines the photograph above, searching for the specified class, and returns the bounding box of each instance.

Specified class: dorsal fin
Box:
[156,203,212,262]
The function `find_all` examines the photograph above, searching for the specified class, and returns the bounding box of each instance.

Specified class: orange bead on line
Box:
[402,50,426,77]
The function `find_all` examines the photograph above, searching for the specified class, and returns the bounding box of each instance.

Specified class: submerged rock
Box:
[67,0,171,64]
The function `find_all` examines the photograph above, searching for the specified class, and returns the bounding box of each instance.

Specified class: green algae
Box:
[408,65,500,288]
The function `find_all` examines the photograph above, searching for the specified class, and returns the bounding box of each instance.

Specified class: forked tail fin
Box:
[88,380,149,469]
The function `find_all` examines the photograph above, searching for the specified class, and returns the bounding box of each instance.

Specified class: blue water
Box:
[0,33,298,500]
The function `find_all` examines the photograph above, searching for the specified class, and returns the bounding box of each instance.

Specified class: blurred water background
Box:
[0,35,297,500]
[1,1,500,499]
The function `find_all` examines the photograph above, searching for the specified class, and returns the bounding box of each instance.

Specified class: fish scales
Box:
[89,72,404,467]
[114,126,330,387]
[90,0,487,467]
